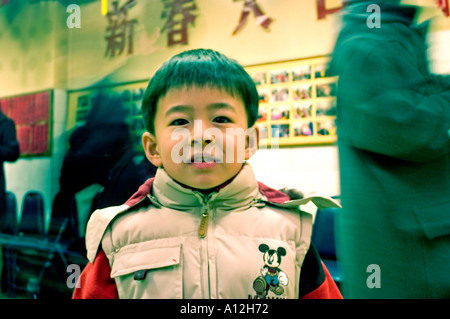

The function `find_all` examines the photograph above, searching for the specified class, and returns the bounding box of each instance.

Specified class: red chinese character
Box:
[161,0,198,46]
[232,0,273,35]
[435,0,449,16]
[316,0,345,20]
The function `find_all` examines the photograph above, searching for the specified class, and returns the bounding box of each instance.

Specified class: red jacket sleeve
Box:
[299,244,343,299]
[72,249,118,299]
[301,262,343,299]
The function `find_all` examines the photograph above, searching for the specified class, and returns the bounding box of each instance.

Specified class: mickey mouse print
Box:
[252,244,289,299]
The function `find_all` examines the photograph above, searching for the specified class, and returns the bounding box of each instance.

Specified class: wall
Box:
[0,2,63,96]
[249,145,340,215]
[428,29,450,74]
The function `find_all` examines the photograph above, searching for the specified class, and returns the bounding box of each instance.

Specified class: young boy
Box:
[73,49,342,299]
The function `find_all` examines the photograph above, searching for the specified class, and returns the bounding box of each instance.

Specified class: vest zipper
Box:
[196,192,212,239]
[198,209,209,238]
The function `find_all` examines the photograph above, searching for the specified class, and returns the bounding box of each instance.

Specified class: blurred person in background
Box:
[0,107,20,231]
[0,107,20,295]
[330,0,450,298]
[51,93,156,249]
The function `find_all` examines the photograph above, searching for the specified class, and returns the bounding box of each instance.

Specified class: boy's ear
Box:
[142,132,162,167]
[245,125,259,160]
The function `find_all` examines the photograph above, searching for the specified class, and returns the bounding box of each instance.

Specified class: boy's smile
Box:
[142,86,258,190]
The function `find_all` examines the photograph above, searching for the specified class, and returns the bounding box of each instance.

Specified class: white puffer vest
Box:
[85,164,340,299]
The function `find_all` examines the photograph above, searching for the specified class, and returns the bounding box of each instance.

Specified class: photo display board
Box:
[245,56,338,147]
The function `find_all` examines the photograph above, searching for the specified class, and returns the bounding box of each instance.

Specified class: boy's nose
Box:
[192,120,215,146]
[192,134,214,146]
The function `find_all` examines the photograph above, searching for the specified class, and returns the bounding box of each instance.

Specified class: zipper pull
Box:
[198,211,209,238]
[196,192,212,239]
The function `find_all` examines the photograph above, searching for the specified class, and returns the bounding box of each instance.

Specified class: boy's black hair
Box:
[141,48,259,134]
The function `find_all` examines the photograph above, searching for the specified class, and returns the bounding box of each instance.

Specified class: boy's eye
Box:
[170,119,189,126]
[213,116,232,124]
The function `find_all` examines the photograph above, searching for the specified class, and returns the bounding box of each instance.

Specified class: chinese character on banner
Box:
[435,0,449,16]
[161,0,198,47]
[105,0,138,58]
[232,0,273,35]
[316,0,345,20]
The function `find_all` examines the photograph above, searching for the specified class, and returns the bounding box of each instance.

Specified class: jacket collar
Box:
[124,163,341,213]
[151,162,261,213]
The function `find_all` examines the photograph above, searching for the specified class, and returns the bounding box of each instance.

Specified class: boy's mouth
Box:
[189,161,217,169]
[191,153,220,163]
[189,153,220,169]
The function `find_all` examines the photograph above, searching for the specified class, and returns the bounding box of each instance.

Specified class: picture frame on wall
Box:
[316,99,336,116]
[270,105,290,121]
[258,88,269,104]
[270,69,289,84]
[271,87,289,102]
[0,90,53,157]
[316,82,336,98]
[314,62,330,78]
[292,84,312,100]
[293,102,312,119]
[257,106,268,122]
[251,72,267,86]
[293,121,313,137]
[292,65,311,81]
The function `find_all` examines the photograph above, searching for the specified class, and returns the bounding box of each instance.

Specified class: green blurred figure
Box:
[330,0,450,298]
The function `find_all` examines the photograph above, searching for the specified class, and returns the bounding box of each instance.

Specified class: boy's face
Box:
[142,86,259,190]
